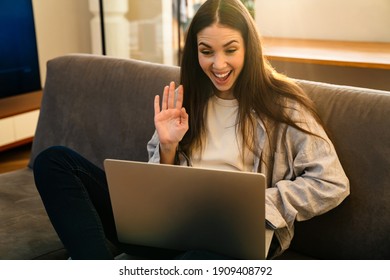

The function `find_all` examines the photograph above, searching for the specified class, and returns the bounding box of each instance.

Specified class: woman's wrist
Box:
[159,143,179,164]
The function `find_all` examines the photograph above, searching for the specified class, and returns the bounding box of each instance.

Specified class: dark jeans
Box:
[33,146,234,260]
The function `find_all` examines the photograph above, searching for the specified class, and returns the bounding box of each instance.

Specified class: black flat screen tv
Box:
[0,0,41,99]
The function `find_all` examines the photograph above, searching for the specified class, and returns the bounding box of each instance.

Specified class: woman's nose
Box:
[212,53,227,69]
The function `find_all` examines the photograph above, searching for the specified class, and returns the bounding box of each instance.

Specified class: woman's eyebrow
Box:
[223,40,239,47]
[198,42,211,48]
[198,40,239,48]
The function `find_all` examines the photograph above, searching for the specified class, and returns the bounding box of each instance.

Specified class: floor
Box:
[0,143,32,174]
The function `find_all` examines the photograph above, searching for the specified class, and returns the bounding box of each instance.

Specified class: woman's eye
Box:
[226,49,237,54]
[200,50,212,55]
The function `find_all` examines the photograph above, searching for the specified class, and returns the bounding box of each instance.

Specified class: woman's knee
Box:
[33,146,77,185]
[33,146,72,170]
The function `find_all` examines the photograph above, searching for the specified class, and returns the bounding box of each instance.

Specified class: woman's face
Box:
[197,23,245,100]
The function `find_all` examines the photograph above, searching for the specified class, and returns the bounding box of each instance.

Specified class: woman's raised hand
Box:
[154,81,189,163]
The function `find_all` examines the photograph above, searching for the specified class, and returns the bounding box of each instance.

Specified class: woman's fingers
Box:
[167,81,175,109]
[161,85,169,111]
[154,95,160,115]
[157,81,184,113]
[176,85,184,109]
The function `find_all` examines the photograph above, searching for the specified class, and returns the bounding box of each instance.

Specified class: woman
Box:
[34,0,349,260]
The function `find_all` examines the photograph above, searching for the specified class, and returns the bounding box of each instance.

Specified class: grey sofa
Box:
[0,54,389,260]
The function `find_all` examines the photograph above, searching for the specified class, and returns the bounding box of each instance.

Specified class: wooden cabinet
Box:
[0,91,42,152]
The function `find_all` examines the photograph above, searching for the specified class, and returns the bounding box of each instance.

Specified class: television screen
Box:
[0,0,41,99]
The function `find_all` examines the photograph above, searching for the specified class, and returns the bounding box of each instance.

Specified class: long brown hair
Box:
[180,0,323,158]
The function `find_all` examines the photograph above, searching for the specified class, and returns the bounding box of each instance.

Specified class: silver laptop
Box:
[104,159,266,260]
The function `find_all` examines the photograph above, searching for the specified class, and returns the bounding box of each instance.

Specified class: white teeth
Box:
[215,71,230,78]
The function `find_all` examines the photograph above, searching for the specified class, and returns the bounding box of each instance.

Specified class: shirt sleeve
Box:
[147,130,161,163]
[264,107,350,230]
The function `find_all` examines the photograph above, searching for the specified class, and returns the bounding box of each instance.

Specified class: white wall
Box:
[255,0,390,42]
[32,0,92,86]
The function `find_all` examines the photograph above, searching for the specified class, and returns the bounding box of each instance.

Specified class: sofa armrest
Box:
[290,80,390,259]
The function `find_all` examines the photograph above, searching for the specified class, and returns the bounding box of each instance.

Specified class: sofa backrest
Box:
[292,80,390,259]
[30,54,180,169]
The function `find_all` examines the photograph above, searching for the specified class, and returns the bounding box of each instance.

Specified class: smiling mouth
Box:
[213,70,232,82]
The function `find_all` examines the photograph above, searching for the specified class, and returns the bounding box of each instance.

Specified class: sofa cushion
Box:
[0,168,66,259]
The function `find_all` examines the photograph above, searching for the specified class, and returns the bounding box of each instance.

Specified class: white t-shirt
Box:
[192,95,254,172]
